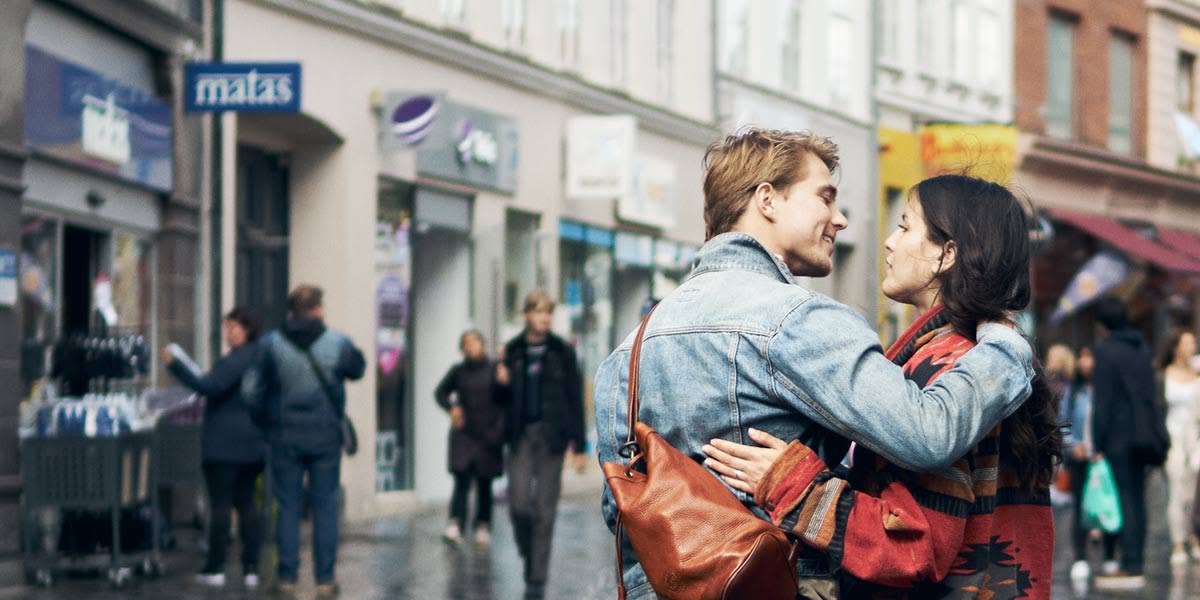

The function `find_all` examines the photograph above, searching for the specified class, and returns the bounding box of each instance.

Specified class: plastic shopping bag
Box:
[1081,458,1123,534]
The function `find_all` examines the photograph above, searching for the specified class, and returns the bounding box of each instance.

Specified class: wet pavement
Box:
[0,467,1196,599]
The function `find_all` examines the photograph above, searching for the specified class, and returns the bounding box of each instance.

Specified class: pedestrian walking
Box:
[498,291,587,600]
[243,285,366,598]
[163,306,267,589]
[594,130,1035,599]
[1059,346,1100,583]
[705,174,1061,598]
[1160,329,1200,565]
[435,330,506,548]
[1091,295,1161,590]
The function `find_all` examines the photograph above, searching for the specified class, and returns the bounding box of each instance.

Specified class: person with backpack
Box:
[243,285,366,598]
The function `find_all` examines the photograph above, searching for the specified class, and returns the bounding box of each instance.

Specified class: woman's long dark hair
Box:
[914,175,1063,492]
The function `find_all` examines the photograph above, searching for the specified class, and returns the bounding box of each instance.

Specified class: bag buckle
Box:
[618,440,641,459]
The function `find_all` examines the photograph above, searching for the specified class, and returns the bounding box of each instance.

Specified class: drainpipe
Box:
[209,0,224,363]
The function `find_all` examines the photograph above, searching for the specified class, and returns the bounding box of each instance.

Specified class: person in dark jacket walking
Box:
[164,306,267,588]
[435,330,507,547]
[497,291,586,599]
[243,285,366,598]
[1091,295,1157,590]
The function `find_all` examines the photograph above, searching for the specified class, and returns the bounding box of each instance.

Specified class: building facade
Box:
[715,0,878,319]
[0,0,207,553]
[1014,0,1200,350]
[214,0,715,517]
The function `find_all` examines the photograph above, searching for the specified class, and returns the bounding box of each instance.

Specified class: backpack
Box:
[1117,367,1170,466]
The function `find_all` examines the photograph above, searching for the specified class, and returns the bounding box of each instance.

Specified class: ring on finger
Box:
[735,469,744,481]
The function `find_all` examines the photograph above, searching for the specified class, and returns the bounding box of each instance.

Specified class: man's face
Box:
[772,153,847,276]
[524,303,553,337]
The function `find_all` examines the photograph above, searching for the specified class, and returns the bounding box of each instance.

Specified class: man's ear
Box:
[753,182,777,222]
[936,240,957,275]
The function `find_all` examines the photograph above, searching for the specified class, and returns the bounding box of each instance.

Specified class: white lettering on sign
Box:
[193,69,295,108]
[456,129,498,166]
[81,94,131,165]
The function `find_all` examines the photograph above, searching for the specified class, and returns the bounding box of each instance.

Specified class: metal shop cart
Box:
[19,431,162,588]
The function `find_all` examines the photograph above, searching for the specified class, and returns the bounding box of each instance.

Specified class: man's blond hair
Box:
[702,128,840,240]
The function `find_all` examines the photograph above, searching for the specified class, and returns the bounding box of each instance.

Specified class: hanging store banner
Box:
[24,45,172,192]
[0,249,16,308]
[184,61,302,113]
[619,155,676,229]
[1050,250,1131,323]
[919,123,1017,184]
[565,115,637,200]
[379,92,519,194]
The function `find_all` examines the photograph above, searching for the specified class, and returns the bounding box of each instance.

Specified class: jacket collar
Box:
[689,232,796,285]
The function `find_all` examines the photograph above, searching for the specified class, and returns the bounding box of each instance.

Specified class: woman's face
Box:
[223,319,248,349]
[1077,349,1095,380]
[1177,333,1197,362]
[461,334,486,361]
[882,196,948,309]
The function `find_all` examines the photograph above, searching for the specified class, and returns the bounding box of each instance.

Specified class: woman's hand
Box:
[160,347,175,365]
[702,428,789,494]
[449,406,465,430]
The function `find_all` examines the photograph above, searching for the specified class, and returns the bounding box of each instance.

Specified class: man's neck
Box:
[524,331,548,345]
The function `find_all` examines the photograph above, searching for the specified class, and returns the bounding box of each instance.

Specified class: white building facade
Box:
[212,0,716,518]
[716,0,878,318]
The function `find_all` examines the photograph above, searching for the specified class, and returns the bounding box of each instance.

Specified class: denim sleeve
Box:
[768,297,1033,472]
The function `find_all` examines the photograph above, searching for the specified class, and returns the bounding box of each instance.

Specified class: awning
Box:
[1047,208,1200,274]
[1156,227,1200,262]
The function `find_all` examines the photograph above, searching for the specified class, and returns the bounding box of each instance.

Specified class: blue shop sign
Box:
[24,45,173,192]
[184,62,301,113]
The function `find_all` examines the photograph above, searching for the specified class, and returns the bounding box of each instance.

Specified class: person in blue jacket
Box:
[242,285,366,598]
[163,306,267,588]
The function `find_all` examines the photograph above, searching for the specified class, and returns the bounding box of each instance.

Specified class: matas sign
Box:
[184,62,301,113]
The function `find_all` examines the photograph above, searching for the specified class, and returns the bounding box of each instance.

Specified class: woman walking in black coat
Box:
[435,330,507,547]
[163,306,267,588]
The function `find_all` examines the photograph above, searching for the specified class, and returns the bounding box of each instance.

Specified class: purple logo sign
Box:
[390,95,439,145]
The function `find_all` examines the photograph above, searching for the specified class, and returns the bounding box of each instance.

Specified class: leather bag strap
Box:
[623,306,657,455]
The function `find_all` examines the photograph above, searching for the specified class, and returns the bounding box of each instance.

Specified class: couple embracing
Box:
[595,129,1060,599]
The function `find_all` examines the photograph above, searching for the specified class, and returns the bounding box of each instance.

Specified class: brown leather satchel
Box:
[602,310,799,600]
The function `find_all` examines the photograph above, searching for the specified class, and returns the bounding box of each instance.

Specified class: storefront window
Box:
[112,233,151,334]
[376,181,415,492]
[558,222,614,384]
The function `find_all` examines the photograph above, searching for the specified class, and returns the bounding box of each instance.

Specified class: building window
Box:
[828,14,853,105]
[1179,51,1195,113]
[951,0,972,82]
[1045,14,1075,139]
[559,0,579,68]
[878,0,899,63]
[1108,32,1134,155]
[612,0,627,87]
[439,0,466,26]
[503,0,526,49]
[978,8,1000,88]
[782,1,802,89]
[720,0,749,73]
[917,0,936,72]
[657,0,674,103]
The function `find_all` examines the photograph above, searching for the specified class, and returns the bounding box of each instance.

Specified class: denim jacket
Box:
[594,233,1034,598]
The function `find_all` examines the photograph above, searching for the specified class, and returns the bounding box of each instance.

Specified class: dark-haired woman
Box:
[435,330,507,548]
[704,175,1062,598]
[163,306,267,588]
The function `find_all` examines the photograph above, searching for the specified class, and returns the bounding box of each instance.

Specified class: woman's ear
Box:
[936,240,958,275]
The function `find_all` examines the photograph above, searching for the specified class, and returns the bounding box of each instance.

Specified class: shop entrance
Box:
[61,225,110,336]
[236,146,290,331]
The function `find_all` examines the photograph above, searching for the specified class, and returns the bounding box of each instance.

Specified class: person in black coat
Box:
[163,306,267,588]
[435,330,506,547]
[1090,296,1157,587]
[497,291,586,600]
